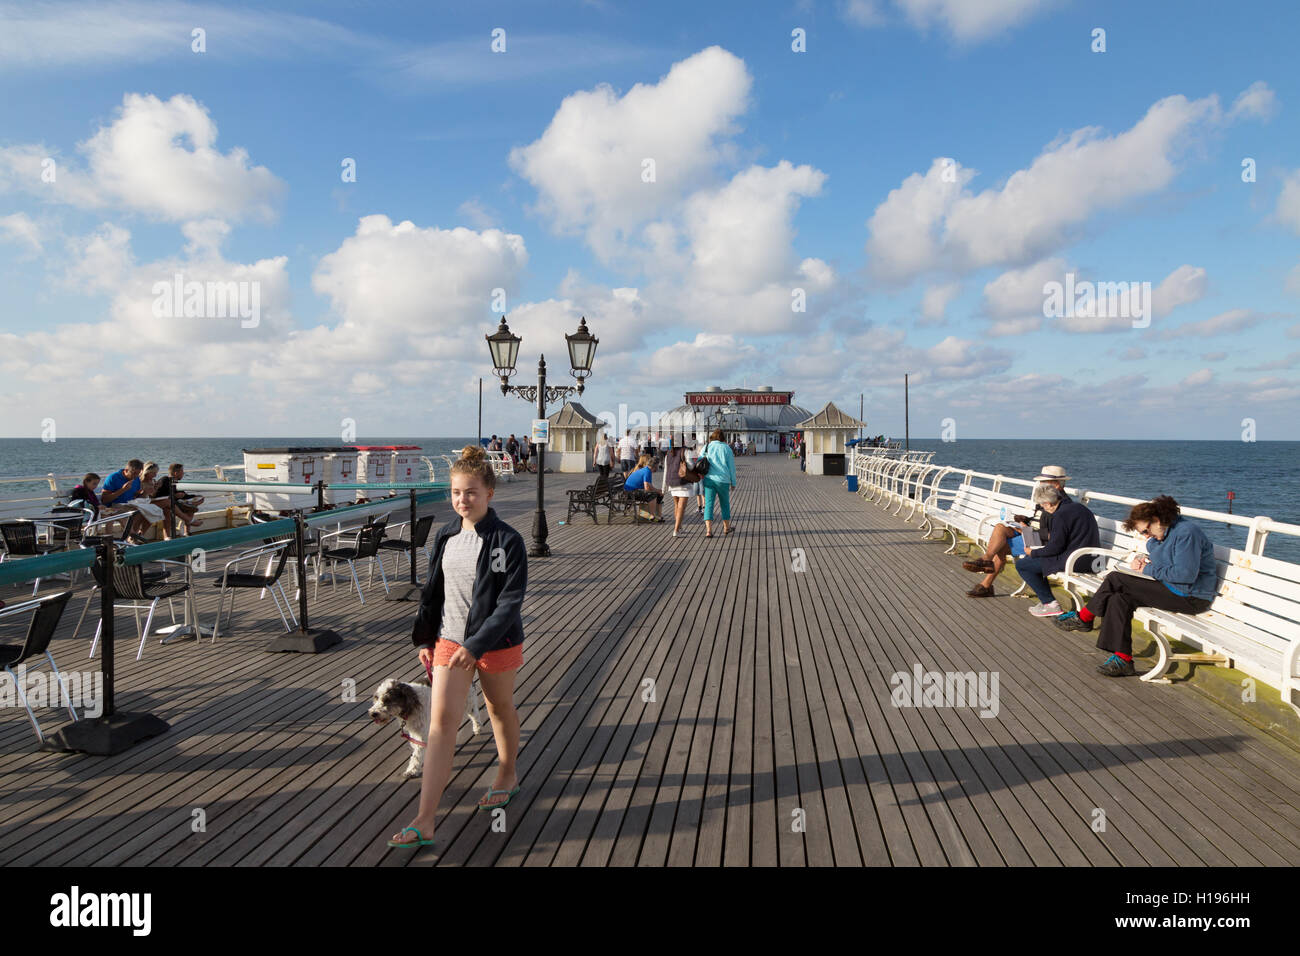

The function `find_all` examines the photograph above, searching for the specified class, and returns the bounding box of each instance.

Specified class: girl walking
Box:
[701,429,737,538]
[592,432,612,479]
[388,445,528,849]
[663,441,691,536]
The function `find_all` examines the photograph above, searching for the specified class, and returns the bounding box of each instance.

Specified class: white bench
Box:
[922,484,1032,555]
[1024,524,1298,715]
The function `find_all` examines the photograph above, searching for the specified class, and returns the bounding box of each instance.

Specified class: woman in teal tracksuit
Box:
[701,428,737,538]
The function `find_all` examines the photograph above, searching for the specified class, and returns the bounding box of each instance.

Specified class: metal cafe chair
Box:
[87,560,191,662]
[0,591,78,743]
[69,521,168,644]
[315,516,390,605]
[0,521,64,597]
[378,514,435,581]
[210,542,297,645]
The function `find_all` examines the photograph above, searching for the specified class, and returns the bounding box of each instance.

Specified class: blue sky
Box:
[1,0,1298,439]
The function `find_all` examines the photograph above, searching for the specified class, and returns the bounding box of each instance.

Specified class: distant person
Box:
[662,441,691,536]
[99,458,156,542]
[1012,485,1100,617]
[701,429,737,538]
[68,473,102,520]
[962,466,1071,598]
[684,441,705,516]
[592,432,612,479]
[617,430,636,473]
[516,435,530,473]
[1056,495,1217,677]
[506,434,519,462]
[799,438,806,472]
[623,454,663,522]
[153,463,205,534]
[139,462,178,539]
[489,435,502,452]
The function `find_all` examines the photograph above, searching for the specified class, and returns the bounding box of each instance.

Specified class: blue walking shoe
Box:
[1054,610,1092,632]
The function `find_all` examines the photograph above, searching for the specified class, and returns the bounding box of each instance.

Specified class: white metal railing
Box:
[0,464,246,524]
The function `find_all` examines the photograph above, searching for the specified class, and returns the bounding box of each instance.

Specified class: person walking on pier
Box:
[389,445,528,849]
[663,441,690,536]
[1055,495,1216,676]
[592,432,612,479]
[617,430,636,474]
[701,428,737,538]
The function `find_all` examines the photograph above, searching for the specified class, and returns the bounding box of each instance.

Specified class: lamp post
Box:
[486,315,598,557]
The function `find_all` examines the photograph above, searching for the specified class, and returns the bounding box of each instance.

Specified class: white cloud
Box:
[920,281,960,322]
[891,0,1057,42]
[508,46,751,261]
[1228,81,1278,122]
[982,257,1065,323]
[308,214,529,367]
[1276,169,1300,235]
[841,0,887,27]
[1181,368,1214,388]
[0,93,284,222]
[643,332,759,383]
[0,212,43,252]
[1160,308,1270,340]
[866,92,1224,283]
[1152,264,1207,317]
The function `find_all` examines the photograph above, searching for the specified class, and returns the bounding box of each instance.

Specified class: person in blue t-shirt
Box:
[623,454,662,522]
[100,458,149,540]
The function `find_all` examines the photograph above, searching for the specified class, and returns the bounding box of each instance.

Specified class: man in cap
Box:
[962,466,1072,598]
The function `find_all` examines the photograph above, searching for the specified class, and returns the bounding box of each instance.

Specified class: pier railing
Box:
[852,450,1300,718]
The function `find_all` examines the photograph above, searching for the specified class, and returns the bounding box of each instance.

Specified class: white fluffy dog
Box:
[368,674,485,778]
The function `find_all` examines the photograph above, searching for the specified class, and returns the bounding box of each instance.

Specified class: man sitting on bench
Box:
[1014,484,1100,617]
[962,465,1070,598]
[623,454,663,522]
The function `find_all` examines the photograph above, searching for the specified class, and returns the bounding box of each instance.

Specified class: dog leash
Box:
[399,658,436,748]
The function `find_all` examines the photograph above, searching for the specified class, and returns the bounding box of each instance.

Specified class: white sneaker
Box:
[671,531,678,537]
[1029,601,1062,617]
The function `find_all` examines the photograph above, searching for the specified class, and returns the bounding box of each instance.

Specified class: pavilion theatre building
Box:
[656,386,813,453]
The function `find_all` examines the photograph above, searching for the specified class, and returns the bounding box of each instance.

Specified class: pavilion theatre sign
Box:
[686,393,790,405]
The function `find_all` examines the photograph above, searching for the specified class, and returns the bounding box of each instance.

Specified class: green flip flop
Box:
[387,826,436,848]
[477,786,520,811]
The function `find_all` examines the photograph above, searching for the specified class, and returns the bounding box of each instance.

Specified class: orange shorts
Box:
[433,639,523,673]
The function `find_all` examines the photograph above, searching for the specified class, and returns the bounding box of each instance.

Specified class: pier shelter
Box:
[796,402,866,476]
[544,401,601,473]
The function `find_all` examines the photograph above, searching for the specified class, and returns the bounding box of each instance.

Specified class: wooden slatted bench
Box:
[566,474,620,525]
[922,484,1032,555]
[1057,533,1300,707]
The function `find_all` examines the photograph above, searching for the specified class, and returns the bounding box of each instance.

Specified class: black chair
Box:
[210,542,297,644]
[378,514,434,580]
[0,591,77,743]
[87,561,190,661]
[316,517,389,604]
[251,510,320,599]
[1,522,64,597]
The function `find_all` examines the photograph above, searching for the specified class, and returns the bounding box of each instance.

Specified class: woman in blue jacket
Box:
[1055,495,1217,677]
[701,429,737,538]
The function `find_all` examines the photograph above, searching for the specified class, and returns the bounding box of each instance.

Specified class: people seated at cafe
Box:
[152,462,205,534]
[68,473,102,520]
[1013,485,1100,617]
[99,458,153,541]
[962,465,1071,598]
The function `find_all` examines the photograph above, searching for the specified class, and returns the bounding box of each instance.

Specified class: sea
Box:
[0,437,1296,562]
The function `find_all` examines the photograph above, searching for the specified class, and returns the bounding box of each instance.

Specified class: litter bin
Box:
[846,475,858,492]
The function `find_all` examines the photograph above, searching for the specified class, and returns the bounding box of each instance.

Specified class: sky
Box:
[1,0,1298,440]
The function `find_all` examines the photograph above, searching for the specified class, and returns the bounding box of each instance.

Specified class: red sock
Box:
[1115,652,1132,662]
[1077,607,1095,623]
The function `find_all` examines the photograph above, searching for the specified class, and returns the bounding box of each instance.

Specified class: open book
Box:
[1002,519,1041,549]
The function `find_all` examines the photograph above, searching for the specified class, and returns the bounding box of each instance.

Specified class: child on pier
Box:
[387,445,528,849]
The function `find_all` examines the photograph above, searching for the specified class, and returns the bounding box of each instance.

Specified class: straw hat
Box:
[1033,465,1071,482]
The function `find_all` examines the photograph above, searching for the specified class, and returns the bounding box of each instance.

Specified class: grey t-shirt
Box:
[438,526,483,645]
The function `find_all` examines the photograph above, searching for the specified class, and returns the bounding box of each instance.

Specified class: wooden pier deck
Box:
[3,455,1299,866]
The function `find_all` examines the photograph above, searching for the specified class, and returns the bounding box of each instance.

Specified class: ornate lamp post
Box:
[486,315,598,557]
